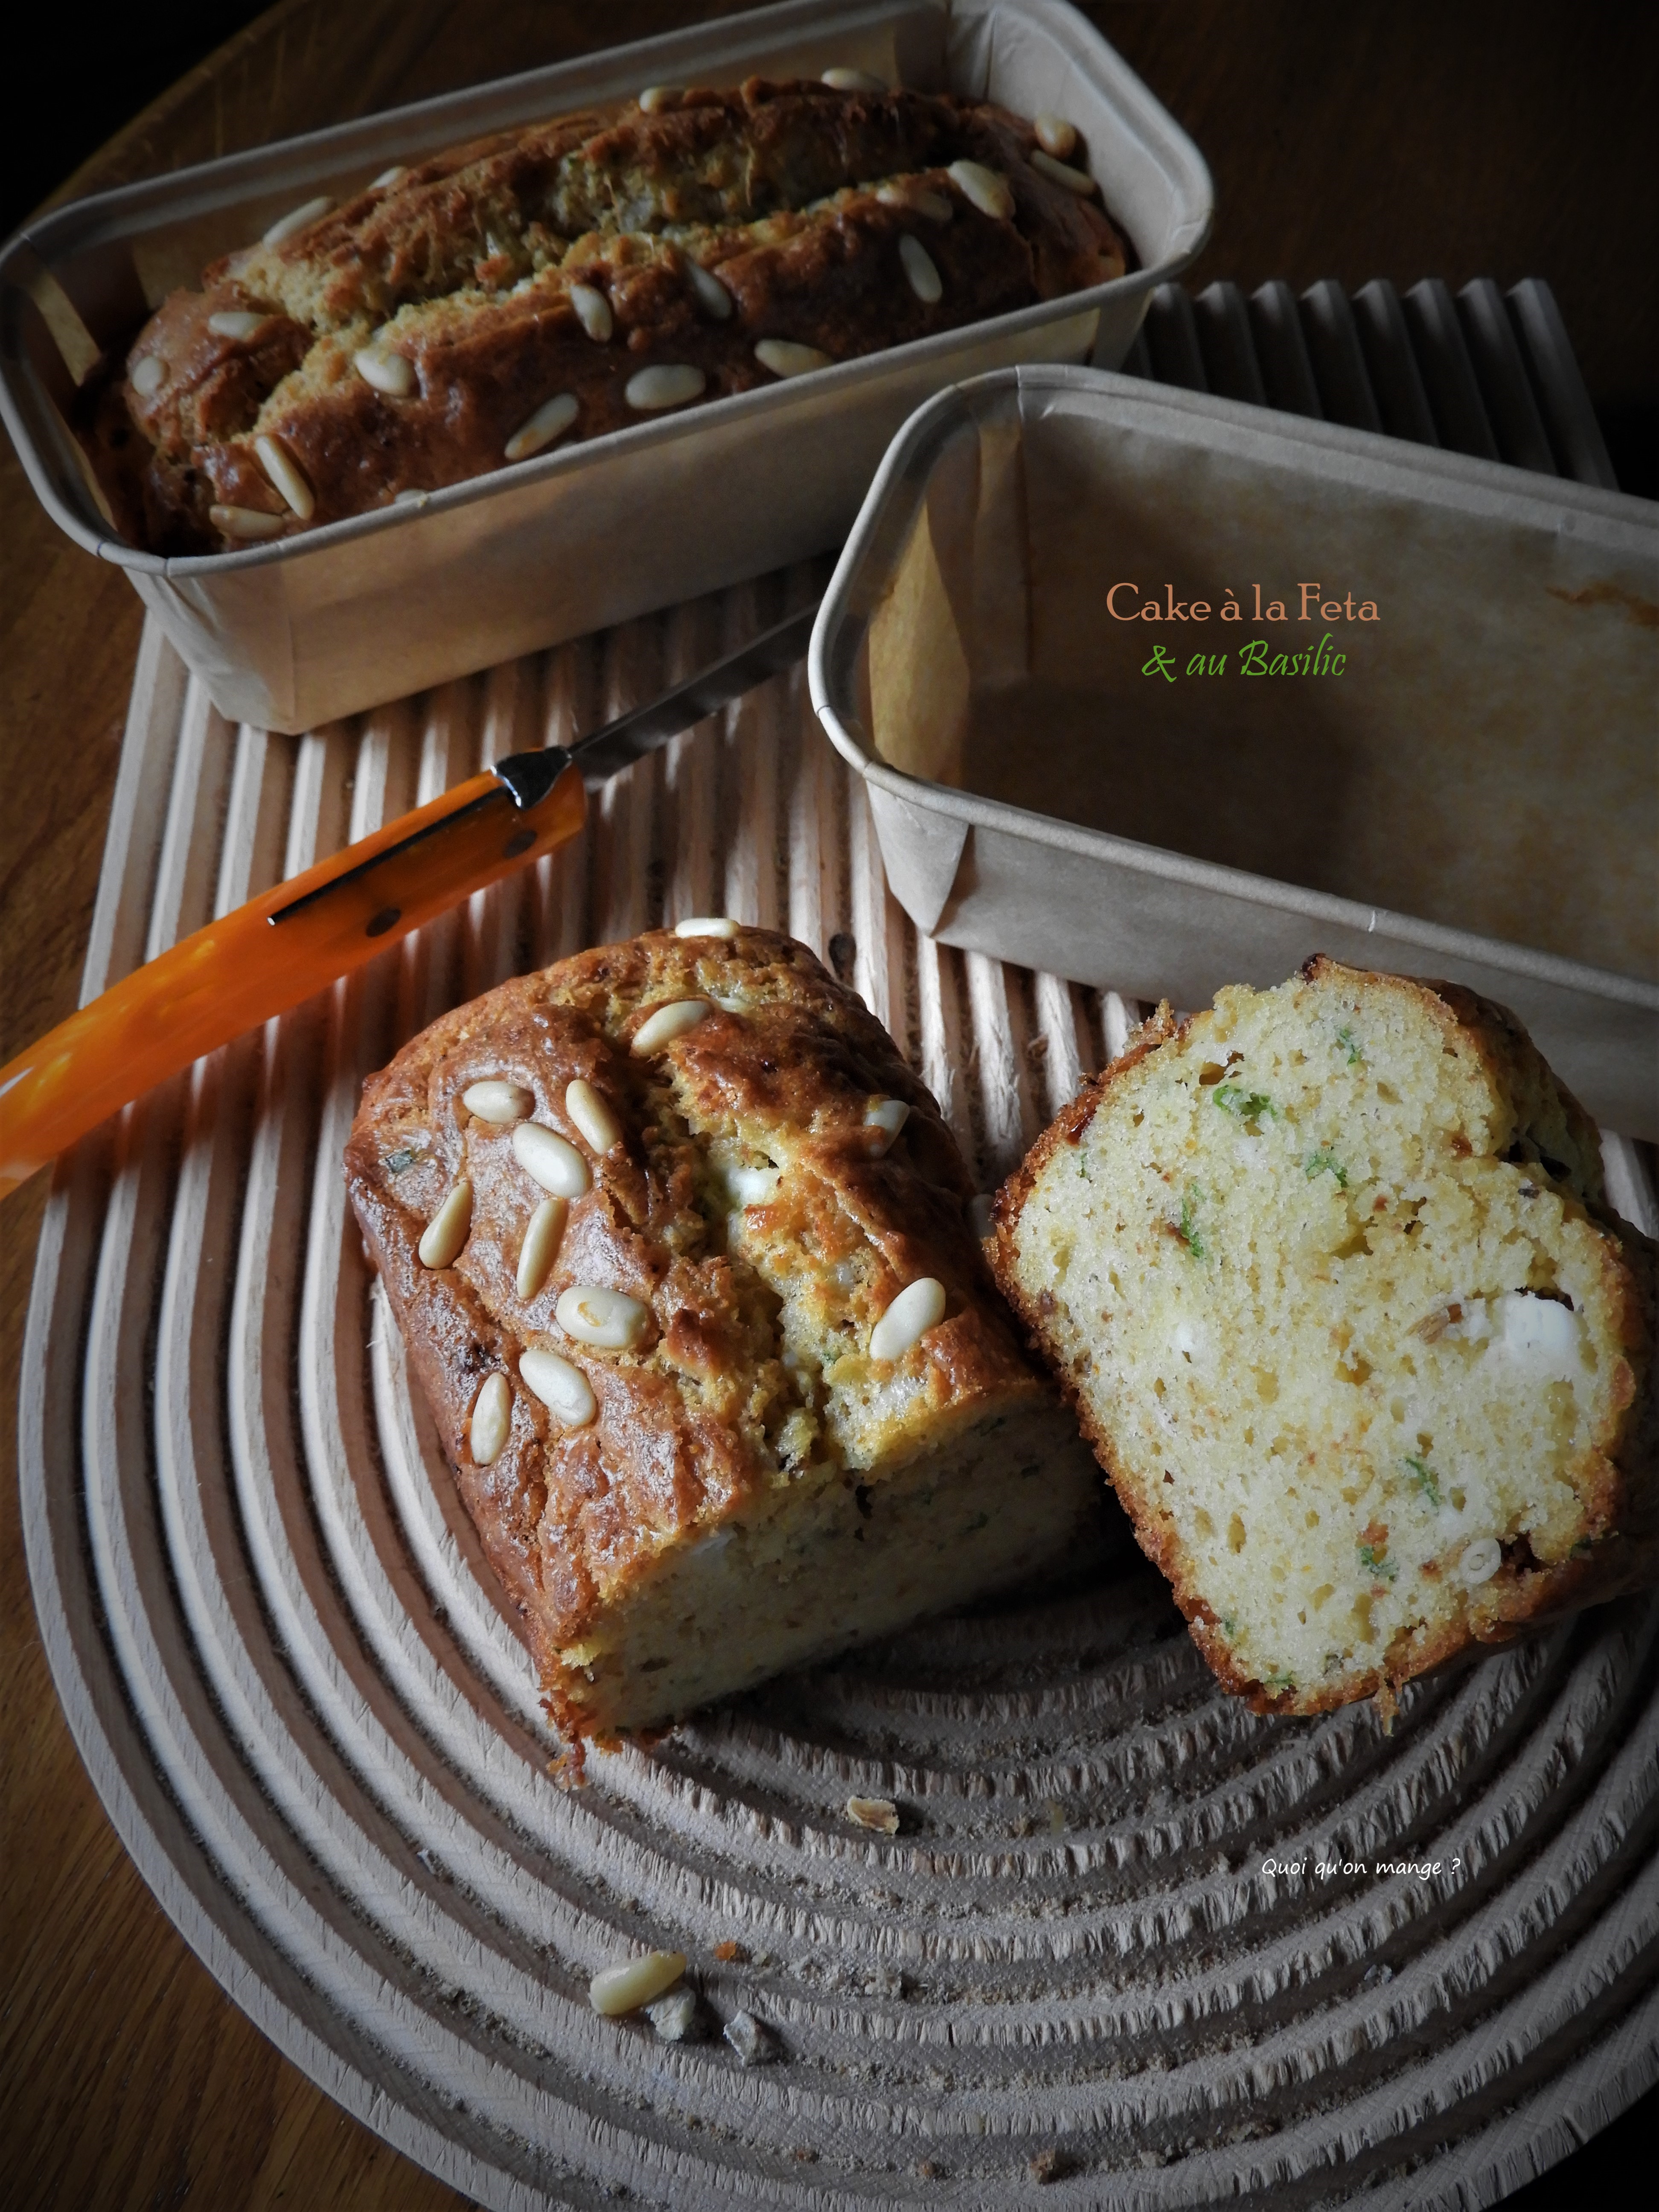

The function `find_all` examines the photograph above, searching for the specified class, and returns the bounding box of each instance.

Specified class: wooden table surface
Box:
[3,5,1653,2206]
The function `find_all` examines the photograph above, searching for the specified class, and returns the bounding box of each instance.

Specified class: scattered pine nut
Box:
[869,1276,946,1361]
[463,1078,533,1124]
[878,183,951,222]
[625,364,706,410]
[469,1373,511,1465]
[863,1097,910,1151]
[520,1346,597,1427]
[254,434,315,519]
[754,338,832,379]
[1033,114,1078,160]
[568,282,614,342]
[631,999,711,1053]
[504,391,579,462]
[1030,147,1097,196]
[515,1197,567,1301]
[822,66,886,91]
[946,159,1014,220]
[673,915,739,938]
[131,354,167,394]
[557,1285,649,1352]
[846,1795,899,1834]
[512,1121,591,1196]
[262,195,332,247]
[685,261,733,320]
[588,1950,685,2015]
[417,1178,473,1269]
[210,504,286,540]
[1460,1538,1502,1585]
[898,233,943,304]
[354,345,416,397]
[565,1079,622,1154]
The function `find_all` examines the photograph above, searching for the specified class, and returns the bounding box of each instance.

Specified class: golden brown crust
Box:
[991,961,1659,1720]
[346,928,1051,1728]
[84,78,1130,554]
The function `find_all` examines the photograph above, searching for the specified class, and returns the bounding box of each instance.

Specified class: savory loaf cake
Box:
[85,75,1129,555]
[345,925,1106,1737]
[988,958,1658,1719]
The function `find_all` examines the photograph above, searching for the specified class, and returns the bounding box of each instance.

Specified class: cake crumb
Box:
[862,1963,906,1998]
[645,1986,701,2042]
[723,2010,777,2066]
[544,1742,586,1788]
[847,1794,900,1834]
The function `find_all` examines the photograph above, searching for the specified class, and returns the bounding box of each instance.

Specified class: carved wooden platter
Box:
[21,283,1659,2207]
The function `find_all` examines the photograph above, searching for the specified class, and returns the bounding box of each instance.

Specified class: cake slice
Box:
[988,958,1657,1717]
[346,926,1104,1737]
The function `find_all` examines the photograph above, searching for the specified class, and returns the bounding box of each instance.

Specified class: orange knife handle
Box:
[0,760,586,1199]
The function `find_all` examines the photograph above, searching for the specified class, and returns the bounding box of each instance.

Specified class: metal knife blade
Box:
[268,593,819,926]
[570,595,820,783]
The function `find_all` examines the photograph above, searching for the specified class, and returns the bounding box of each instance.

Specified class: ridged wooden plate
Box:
[21,283,1658,2208]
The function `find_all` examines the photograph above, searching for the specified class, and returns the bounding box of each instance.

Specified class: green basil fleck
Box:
[1215,1084,1275,1125]
[1177,1184,1207,1260]
[1404,1454,1440,1508]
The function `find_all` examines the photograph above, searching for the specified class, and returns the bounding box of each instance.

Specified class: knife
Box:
[0,597,819,1200]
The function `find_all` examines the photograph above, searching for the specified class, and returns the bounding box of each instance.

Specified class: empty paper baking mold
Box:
[810,364,1658,1134]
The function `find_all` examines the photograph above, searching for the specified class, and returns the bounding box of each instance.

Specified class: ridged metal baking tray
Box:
[21,278,1659,2209]
[0,0,1211,734]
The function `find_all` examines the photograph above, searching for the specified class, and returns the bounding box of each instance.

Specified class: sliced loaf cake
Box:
[346,926,1106,1738]
[989,958,1657,1717]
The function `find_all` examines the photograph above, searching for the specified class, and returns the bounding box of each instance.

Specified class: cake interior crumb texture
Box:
[565,1396,1093,1731]
[993,958,1657,1716]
